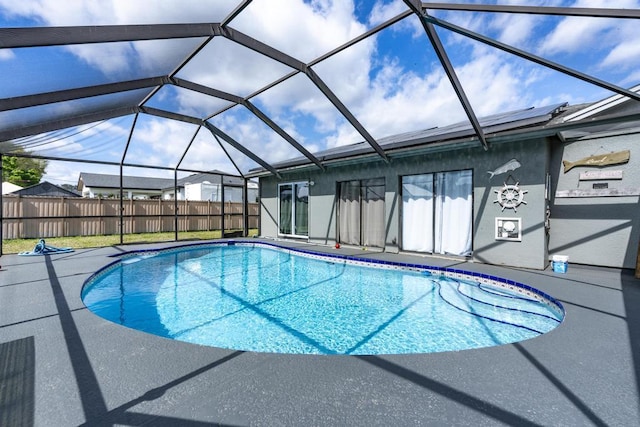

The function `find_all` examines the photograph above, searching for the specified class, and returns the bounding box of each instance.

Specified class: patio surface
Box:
[1,238,639,426]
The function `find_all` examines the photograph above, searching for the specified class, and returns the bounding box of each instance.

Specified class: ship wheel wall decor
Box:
[494,175,528,212]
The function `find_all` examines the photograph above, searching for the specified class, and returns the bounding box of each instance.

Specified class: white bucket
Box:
[552,255,569,273]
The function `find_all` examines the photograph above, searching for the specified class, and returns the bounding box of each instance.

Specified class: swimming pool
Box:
[82,242,564,355]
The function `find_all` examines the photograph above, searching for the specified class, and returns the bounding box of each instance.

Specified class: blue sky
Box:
[1,0,639,185]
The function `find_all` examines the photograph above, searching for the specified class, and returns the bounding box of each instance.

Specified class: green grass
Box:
[2,230,258,254]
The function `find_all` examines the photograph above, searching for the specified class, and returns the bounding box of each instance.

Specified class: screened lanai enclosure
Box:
[1,1,639,257]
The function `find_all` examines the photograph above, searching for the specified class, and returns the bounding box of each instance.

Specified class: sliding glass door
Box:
[278,182,308,237]
[401,174,434,253]
[402,170,472,256]
[338,178,385,248]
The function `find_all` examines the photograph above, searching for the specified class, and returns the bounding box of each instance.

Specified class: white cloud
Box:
[329,49,535,147]
[209,112,303,167]
[489,12,540,47]
[233,0,369,62]
[0,0,236,25]
[67,43,136,76]
[124,118,200,168]
[599,31,640,72]
[0,49,15,60]
[0,0,237,76]
[539,0,640,55]
[43,161,96,187]
[176,37,294,98]
[369,0,421,37]
[369,0,407,25]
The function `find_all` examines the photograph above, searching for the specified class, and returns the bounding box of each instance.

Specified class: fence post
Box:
[62,196,66,238]
[0,153,3,256]
[97,197,102,236]
[158,197,162,233]
[221,183,225,237]
[18,195,24,239]
[130,198,134,236]
[174,171,178,241]
[184,199,188,233]
[243,178,248,237]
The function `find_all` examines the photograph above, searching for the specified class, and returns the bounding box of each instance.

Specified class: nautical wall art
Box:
[494,179,528,212]
[487,158,521,179]
[562,149,630,173]
[489,159,528,212]
[495,217,522,241]
[556,148,636,197]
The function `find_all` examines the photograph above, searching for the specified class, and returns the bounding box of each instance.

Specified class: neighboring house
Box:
[9,181,81,197]
[2,181,22,194]
[77,171,258,202]
[253,93,640,270]
[162,172,259,202]
[78,172,173,199]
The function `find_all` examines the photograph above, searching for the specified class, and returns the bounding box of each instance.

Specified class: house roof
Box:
[249,102,568,174]
[563,84,640,122]
[170,172,247,190]
[557,85,640,141]
[77,171,256,192]
[11,181,81,197]
[78,172,174,191]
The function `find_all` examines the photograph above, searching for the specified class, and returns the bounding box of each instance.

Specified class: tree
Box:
[1,142,48,187]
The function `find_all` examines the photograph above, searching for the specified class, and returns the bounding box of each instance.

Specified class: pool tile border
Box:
[84,239,564,319]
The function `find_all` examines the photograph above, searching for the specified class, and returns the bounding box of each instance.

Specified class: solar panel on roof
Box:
[257,102,567,172]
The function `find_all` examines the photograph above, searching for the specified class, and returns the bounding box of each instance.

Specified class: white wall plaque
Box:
[579,170,623,181]
[555,188,640,198]
[495,217,522,241]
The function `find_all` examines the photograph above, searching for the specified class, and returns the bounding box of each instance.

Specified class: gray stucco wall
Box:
[472,139,549,269]
[259,138,551,269]
[549,130,640,269]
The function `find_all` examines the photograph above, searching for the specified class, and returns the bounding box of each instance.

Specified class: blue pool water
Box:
[82,242,564,355]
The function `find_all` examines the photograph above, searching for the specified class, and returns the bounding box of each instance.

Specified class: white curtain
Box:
[339,179,386,248]
[339,181,361,245]
[402,171,472,256]
[294,183,309,236]
[278,185,292,235]
[434,170,472,256]
[362,178,385,248]
[402,175,433,252]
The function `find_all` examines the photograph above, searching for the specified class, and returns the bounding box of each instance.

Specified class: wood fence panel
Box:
[2,196,258,239]
[2,198,21,239]
[67,198,105,236]
[162,202,176,232]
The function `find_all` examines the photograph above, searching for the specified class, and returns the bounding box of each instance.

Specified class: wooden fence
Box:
[1,196,259,239]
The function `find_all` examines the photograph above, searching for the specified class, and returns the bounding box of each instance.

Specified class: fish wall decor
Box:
[563,150,630,173]
[487,158,521,179]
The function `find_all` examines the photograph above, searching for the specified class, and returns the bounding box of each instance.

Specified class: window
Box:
[401,170,472,256]
[278,182,308,237]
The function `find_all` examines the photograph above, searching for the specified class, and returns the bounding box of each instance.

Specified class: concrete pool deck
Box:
[1,238,639,426]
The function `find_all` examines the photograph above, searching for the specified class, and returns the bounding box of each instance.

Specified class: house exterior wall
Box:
[162,184,258,202]
[549,130,640,269]
[260,137,551,270]
[162,188,185,200]
[82,186,162,199]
